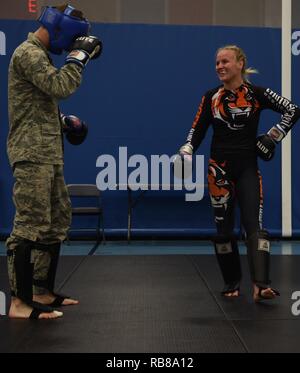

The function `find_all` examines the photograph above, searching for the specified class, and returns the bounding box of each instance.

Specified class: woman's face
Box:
[216,49,243,85]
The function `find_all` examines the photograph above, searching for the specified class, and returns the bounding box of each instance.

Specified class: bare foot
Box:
[224,290,239,297]
[9,297,63,319]
[33,293,79,306]
[253,284,279,302]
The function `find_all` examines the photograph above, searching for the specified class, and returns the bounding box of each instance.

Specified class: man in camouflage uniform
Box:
[6,4,102,319]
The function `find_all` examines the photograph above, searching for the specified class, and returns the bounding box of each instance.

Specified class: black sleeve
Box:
[255,86,300,141]
[185,92,212,153]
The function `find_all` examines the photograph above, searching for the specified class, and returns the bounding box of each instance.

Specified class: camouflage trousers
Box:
[6,162,71,295]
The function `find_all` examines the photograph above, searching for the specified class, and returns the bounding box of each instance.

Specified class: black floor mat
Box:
[1,254,300,353]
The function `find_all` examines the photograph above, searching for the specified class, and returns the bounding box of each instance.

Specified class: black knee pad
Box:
[213,235,242,293]
[246,229,270,287]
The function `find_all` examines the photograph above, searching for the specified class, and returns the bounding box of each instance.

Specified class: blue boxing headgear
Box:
[38,5,90,55]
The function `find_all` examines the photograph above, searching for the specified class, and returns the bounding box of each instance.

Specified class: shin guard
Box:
[213,236,242,294]
[7,240,33,303]
[33,243,61,293]
[246,230,270,287]
[47,243,61,293]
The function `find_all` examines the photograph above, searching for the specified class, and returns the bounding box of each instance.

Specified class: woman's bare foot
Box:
[224,290,239,297]
[9,297,63,319]
[253,284,279,302]
[33,293,79,306]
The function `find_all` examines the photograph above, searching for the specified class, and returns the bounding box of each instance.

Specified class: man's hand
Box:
[65,36,103,68]
[61,114,88,145]
[61,114,84,133]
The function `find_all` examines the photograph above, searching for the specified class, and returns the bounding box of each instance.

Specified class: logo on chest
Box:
[212,86,259,130]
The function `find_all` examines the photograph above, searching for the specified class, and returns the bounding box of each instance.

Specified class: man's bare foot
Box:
[9,297,63,319]
[33,293,79,306]
[253,284,280,302]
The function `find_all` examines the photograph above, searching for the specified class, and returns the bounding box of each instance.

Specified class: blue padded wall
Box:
[1,20,297,238]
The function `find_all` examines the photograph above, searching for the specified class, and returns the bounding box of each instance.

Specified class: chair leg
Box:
[66,231,70,246]
[96,227,100,245]
[98,214,106,245]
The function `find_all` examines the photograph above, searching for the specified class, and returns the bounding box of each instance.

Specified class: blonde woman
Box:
[178,45,300,301]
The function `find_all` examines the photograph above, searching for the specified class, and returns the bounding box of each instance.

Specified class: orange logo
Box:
[212,86,259,130]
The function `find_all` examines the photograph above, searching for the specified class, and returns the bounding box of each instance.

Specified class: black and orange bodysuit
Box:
[185,83,300,293]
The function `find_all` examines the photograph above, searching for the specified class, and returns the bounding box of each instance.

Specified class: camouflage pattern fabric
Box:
[6,162,71,244]
[6,162,71,295]
[7,32,82,166]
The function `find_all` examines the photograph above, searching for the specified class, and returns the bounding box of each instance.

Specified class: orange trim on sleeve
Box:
[192,96,205,128]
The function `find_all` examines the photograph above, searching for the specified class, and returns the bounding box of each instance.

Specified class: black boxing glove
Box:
[65,36,103,68]
[61,114,83,132]
[256,134,276,161]
[61,114,88,145]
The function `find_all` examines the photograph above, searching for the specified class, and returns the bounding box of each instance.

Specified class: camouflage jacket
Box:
[7,33,82,166]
